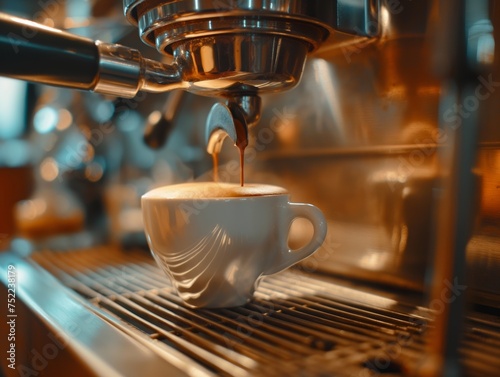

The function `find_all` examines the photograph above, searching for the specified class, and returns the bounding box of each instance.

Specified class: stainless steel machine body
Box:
[0,1,499,376]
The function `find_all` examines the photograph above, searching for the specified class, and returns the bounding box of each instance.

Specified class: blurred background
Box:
[0,0,212,250]
[0,1,499,375]
[1,0,498,296]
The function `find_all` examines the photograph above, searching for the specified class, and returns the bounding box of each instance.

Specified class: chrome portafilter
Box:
[123,0,331,141]
[0,0,375,146]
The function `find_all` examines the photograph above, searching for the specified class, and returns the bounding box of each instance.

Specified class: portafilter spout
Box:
[206,98,257,155]
[206,96,260,185]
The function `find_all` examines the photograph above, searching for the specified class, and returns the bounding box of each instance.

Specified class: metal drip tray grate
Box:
[30,247,500,377]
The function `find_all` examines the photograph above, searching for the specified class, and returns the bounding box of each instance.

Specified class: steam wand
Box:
[143,91,184,149]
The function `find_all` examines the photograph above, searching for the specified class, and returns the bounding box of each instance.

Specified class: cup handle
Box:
[264,203,327,275]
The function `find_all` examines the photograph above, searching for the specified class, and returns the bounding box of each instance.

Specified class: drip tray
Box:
[30,246,500,377]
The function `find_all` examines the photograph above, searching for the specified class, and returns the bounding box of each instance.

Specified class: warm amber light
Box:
[56,109,73,131]
[40,157,59,182]
[480,149,500,219]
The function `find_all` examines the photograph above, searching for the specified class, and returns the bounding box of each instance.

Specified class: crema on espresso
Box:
[143,182,288,200]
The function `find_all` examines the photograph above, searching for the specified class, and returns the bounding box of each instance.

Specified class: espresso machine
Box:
[0,1,499,376]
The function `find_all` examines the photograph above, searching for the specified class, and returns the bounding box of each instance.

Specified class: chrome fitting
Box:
[94,41,143,98]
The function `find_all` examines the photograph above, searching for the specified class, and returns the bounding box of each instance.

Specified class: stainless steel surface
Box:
[93,41,143,98]
[143,90,184,149]
[336,0,380,37]
[206,102,249,156]
[121,0,378,98]
[136,57,186,94]
[7,246,496,377]
[421,2,499,376]
[94,41,185,97]
[234,0,499,297]
[243,36,441,291]
[0,0,380,107]
[0,0,499,375]
[123,0,371,49]
[230,95,262,129]
[171,35,310,96]
[0,252,191,377]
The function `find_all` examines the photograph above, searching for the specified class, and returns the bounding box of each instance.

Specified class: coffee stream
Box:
[211,145,246,187]
[238,145,245,187]
[240,149,245,186]
[211,118,248,187]
[234,118,248,187]
[212,153,219,183]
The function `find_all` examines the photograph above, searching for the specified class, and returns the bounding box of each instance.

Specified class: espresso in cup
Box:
[142,182,327,308]
[146,182,287,199]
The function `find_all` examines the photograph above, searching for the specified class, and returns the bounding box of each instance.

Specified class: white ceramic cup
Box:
[142,182,327,308]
